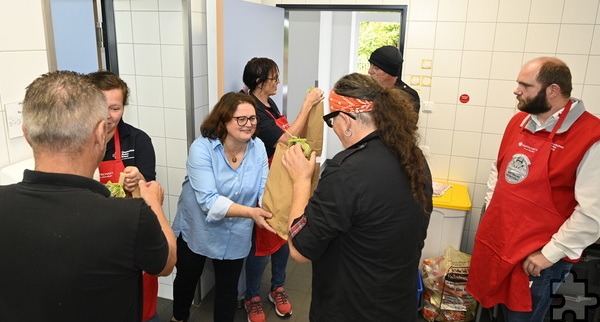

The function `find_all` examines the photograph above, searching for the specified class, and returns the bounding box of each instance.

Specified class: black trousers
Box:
[172,236,244,322]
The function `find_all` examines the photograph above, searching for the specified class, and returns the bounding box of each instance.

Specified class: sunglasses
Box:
[323,111,356,128]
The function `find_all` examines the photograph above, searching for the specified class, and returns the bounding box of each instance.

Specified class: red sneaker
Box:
[268,286,293,317]
[244,296,266,322]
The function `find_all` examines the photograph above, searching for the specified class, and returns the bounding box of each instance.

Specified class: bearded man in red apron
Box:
[467,57,600,321]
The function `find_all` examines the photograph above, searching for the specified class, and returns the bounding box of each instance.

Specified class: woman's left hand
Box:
[122,166,144,192]
[249,207,276,234]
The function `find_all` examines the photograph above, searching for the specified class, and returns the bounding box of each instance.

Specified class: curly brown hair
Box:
[200,92,258,142]
[333,73,430,212]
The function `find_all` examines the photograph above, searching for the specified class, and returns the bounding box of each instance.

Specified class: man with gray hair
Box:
[0,70,176,321]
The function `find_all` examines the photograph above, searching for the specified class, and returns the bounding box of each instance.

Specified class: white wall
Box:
[0,0,48,168]
[112,0,213,300]
[191,0,210,139]
[252,0,600,255]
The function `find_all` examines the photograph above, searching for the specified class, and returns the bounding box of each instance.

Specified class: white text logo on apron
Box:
[121,149,135,160]
[518,142,538,153]
[505,153,530,184]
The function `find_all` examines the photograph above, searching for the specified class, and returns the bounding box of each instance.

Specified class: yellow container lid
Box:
[432,181,472,211]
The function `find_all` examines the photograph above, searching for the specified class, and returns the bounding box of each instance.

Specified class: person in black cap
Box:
[368,45,421,116]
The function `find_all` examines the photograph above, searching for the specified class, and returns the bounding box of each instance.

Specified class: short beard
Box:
[517,87,551,114]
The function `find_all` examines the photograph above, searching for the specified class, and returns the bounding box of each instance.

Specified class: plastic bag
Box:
[421,246,477,322]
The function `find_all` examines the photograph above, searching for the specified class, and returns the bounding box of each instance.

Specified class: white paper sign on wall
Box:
[5,103,23,139]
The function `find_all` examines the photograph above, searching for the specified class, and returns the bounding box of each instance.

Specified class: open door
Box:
[218,0,284,301]
[47,0,100,73]
[221,0,284,107]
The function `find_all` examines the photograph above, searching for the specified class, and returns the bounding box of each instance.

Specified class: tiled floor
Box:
[154,257,495,322]
[156,258,312,322]
[152,250,600,322]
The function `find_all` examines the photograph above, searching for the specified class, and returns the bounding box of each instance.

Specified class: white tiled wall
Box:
[420,0,600,253]
[114,0,196,299]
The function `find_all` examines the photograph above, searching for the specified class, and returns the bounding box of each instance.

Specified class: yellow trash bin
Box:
[420,181,472,264]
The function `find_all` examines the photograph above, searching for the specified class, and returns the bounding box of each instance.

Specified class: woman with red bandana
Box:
[282,73,432,321]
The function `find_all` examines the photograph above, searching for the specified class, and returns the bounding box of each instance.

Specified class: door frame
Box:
[99,0,119,73]
[276,4,406,114]
[276,5,407,159]
[276,4,407,57]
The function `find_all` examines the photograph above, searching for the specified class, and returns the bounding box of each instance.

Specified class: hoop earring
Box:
[344,129,353,137]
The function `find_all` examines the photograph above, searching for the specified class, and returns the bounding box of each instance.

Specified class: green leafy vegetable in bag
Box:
[105,182,126,198]
[288,137,311,159]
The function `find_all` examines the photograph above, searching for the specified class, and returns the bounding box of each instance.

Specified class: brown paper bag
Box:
[262,101,324,240]
[306,101,324,157]
[262,143,320,240]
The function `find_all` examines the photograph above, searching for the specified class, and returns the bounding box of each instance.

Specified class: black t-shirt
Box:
[104,120,156,181]
[0,170,168,322]
[251,93,285,158]
[292,132,432,322]
[395,79,421,115]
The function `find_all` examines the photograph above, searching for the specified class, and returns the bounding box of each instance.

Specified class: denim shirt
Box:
[172,136,268,260]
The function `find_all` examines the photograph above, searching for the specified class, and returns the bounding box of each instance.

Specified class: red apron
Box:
[255,111,289,256]
[467,102,572,311]
[272,113,290,131]
[264,109,290,166]
[98,127,125,184]
[142,273,158,321]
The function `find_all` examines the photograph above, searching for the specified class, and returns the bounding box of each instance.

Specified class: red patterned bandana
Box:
[328,91,374,113]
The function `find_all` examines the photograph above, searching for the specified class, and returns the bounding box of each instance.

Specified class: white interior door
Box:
[221,0,284,298]
[222,0,284,107]
[49,0,99,73]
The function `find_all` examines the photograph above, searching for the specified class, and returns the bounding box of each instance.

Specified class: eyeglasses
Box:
[323,111,356,128]
[232,116,258,126]
[266,75,279,82]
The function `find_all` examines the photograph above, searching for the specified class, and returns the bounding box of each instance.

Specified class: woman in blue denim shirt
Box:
[170,92,275,322]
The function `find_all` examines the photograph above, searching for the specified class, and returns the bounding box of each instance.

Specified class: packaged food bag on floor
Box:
[421,246,477,322]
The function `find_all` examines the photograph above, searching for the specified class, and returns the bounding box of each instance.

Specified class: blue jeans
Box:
[245,240,289,299]
[501,260,572,322]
